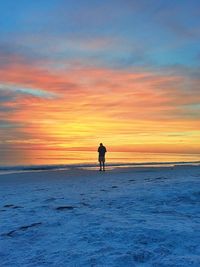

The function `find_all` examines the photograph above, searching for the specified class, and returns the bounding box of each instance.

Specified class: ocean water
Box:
[0,150,199,169]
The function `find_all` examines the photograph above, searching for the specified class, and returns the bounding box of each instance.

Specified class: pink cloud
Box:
[1,59,200,154]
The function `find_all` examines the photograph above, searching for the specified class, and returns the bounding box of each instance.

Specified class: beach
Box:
[1,164,200,267]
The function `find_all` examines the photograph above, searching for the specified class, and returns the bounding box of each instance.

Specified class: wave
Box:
[0,160,200,175]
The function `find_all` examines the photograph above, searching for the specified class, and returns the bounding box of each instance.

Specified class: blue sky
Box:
[1,0,200,69]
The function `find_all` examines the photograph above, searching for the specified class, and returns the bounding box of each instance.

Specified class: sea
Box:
[0,150,199,175]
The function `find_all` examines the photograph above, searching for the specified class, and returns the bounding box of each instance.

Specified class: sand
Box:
[1,165,200,266]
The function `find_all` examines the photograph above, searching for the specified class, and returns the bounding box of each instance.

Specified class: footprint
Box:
[4,204,15,208]
[80,202,90,207]
[34,188,47,192]
[12,206,23,209]
[155,177,167,180]
[3,204,23,209]
[55,206,75,211]
[2,222,42,237]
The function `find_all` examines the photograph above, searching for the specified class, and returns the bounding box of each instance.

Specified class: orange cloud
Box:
[1,60,200,157]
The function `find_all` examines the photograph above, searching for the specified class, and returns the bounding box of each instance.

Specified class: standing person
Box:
[98,143,107,171]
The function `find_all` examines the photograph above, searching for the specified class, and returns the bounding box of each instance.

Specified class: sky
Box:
[0,0,200,164]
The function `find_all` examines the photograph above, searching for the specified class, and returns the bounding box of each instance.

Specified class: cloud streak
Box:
[1,60,199,155]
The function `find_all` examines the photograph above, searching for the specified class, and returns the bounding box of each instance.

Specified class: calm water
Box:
[1,150,200,167]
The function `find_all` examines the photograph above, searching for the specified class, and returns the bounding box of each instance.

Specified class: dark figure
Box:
[98,143,107,171]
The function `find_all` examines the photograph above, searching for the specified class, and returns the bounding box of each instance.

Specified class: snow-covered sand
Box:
[1,165,200,267]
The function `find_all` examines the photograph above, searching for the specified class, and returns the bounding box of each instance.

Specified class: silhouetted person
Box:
[98,143,107,171]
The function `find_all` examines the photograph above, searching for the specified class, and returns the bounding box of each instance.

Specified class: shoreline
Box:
[0,163,199,181]
[0,160,200,176]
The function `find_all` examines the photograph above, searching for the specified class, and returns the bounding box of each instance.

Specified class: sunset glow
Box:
[1,1,200,165]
